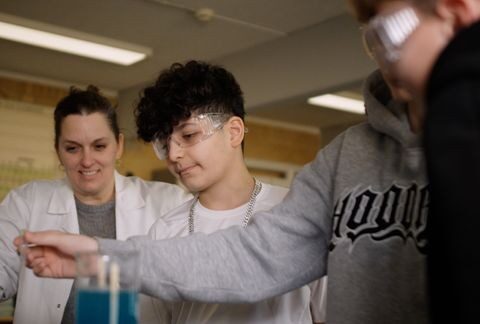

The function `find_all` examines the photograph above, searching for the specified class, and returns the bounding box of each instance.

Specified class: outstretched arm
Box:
[103,152,334,303]
[19,147,337,304]
[14,231,98,278]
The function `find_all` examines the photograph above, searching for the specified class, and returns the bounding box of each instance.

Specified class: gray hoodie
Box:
[99,70,429,324]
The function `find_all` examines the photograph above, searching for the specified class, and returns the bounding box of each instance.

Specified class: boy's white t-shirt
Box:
[149,182,326,324]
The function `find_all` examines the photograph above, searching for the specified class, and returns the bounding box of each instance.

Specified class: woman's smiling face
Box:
[56,112,123,204]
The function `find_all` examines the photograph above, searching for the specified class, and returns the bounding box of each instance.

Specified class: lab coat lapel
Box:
[114,172,148,240]
[46,178,79,234]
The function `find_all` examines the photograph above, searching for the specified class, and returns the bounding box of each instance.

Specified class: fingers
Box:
[14,230,60,251]
[30,258,57,278]
[23,244,77,278]
[30,257,49,276]
[14,230,99,260]
[25,246,46,260]
[23,230,64,246]
[22,246,44,269]
[13,235,26,247]
[21,246,63,278]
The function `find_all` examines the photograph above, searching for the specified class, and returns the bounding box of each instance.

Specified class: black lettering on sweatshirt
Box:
[330,183,429,253]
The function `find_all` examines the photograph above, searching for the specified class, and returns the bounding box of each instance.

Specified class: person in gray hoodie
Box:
[17,69,429,324]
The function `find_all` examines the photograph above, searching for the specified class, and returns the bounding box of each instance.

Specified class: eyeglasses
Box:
[152,113,231,160]
[362,7,420,67]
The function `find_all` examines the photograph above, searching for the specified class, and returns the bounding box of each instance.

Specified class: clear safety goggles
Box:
[362,7,420,67]
[152,113,231,160]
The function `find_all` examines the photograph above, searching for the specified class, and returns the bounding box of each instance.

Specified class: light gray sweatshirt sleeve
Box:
[99,145,336,303]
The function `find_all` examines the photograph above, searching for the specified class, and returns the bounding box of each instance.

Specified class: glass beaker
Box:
[75,251,140,324]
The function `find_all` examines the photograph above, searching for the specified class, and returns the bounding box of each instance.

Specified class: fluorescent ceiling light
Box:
[0,13,152,66]
[308,94,365,114]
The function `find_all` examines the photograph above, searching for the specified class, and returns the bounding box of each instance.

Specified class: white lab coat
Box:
[0,171,190,324]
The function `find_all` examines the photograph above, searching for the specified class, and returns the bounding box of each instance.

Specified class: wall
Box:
[320,121,361,147]
[0,78,69,201]
[0,77,69,107]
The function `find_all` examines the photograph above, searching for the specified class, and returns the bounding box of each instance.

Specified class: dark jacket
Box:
[425,20,480,323]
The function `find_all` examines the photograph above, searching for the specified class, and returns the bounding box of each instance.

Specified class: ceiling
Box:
[0,0,377,137]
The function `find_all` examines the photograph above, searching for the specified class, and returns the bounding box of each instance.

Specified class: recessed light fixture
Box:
[0,13,152,66]
[307,94,365,114]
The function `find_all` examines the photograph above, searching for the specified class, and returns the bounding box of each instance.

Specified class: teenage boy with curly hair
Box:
[136,60,326,323]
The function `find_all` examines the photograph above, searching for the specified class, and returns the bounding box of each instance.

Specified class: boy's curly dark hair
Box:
[135,60,245,142]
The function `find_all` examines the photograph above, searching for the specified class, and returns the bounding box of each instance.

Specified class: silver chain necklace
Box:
[188,178,262,234]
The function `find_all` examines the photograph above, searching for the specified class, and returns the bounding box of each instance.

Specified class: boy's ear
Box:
[437,0,480,28]
[226,116,245,148]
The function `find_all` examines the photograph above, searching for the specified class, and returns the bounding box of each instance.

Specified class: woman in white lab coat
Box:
[0,86,190,324]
